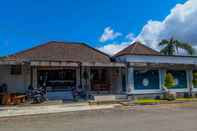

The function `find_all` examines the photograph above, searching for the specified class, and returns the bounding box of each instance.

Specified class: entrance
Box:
[38,68,76,100]
[90,68,111,93]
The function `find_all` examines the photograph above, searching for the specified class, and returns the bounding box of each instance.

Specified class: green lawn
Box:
[134,99,161,105]
[134,98,197,105]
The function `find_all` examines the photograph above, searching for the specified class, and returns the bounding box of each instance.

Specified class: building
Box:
[1,41,197,100]
[115,42,197,96]
[0,41,125,100]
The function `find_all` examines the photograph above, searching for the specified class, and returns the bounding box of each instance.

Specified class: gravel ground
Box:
[1,102,197,131]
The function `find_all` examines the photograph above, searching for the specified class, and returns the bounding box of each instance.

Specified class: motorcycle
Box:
[29,86,47,104]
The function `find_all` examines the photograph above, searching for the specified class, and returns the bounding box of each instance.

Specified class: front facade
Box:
[0,41,125,100]
[1,41,197,100]
[115,42,197,96]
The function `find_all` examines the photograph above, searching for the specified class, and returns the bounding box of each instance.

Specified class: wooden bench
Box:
[0,93,26,105]
[12,95,26,105]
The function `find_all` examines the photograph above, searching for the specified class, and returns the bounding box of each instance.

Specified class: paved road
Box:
[1,103,197,131]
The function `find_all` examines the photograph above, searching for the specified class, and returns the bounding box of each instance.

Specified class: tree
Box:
[164,73,175,89]
[159,38,195,55]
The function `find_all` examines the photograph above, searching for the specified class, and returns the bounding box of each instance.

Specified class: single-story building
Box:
[0,41,125,100]
[114,42,197,96]
[1,41,197,100]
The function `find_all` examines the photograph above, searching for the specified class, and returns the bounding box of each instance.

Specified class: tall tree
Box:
[159,38,195,55]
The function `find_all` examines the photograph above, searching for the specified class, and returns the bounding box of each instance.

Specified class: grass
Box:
[134,97,197,105]
[134,99,161,105]
[176,98,197,101]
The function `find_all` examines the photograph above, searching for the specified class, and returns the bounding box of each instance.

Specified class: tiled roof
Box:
[115,41,160,57]
[7,41,111,63]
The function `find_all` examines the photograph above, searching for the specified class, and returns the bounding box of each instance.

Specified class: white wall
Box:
[0,65,31,93]
[116,55,197,64]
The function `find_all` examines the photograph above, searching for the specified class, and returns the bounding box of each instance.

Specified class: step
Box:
[93,94,127,102]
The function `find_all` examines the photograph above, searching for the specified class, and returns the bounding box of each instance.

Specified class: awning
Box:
[30,61,79,67]
[0,60,17,65]
[82,62,125,67]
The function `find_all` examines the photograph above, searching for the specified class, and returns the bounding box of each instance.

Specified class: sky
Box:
[1,0,195,56]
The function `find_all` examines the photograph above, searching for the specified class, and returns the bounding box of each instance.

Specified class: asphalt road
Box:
[1,103,197,131]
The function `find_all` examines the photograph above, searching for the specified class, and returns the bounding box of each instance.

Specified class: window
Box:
[11,65,22,75]
[134,70,160,90]
[166,70,187,89]
[38,69,76,90]
[91,69,107,82]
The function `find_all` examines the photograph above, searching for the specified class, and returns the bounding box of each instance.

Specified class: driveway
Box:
[1,102,197,131]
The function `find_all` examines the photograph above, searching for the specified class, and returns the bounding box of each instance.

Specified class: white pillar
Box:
[76,67,81,88]
[159,69,166,90]
[81,67,91,90]
[32,66,37,89]
[127,67,134,94]
[187,70,193,95]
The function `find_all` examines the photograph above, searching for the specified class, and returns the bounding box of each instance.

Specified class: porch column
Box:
[81,67,91,91]
[76,68,81,88]
[127,67,134,94]
[32,66,38,89]
[187,69,193,95]
[159,69,166,90]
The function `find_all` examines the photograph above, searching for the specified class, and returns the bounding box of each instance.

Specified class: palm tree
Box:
[159,38,195,55]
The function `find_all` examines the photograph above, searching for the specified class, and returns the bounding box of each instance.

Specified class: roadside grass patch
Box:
[134,99,161,105]
[176,98,197,101]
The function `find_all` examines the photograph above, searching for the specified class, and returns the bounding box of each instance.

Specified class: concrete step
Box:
[93,94,128,102]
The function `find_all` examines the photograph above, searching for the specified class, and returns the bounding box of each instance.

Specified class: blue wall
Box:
[134,70,160,90]
[167,70,187,89]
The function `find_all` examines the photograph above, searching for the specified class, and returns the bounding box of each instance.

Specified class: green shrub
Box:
[164,73,175,89]
[163,92,176,101]
[193,72,197,88]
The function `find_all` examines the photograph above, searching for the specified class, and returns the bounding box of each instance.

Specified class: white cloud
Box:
[99,26,122,42]
[137,0,197,49]
[98,0,197,55]
[126,33,136,41]
[98,32,136,55]
[97,42,131,56]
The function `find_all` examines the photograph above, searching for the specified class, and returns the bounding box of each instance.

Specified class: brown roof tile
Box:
[7,41,111,63]
[115,41,160,57]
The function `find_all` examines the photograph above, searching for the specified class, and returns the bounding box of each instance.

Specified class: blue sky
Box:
[0,0,187,55]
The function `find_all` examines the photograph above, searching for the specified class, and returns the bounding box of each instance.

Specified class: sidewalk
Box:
[0,102,118,118]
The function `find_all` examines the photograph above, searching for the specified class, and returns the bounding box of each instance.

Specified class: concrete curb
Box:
[0,103,119,118]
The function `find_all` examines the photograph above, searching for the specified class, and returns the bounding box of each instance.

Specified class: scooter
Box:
[31,87,47,104]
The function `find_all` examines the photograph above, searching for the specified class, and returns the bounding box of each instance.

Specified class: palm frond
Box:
[178,43,195,55]
[159,40,169,47]
[160,45,175,55]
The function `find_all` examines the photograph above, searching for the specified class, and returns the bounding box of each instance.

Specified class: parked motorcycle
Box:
[28,86,47,104]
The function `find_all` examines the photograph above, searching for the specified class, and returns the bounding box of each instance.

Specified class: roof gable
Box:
[7,41,111,63]
[115,41,160,57]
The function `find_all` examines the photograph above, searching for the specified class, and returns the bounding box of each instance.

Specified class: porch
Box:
[126,62,197,95]
[0,61,125,102]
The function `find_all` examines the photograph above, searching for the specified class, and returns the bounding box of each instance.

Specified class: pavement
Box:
[1,102,197,131]
[0,102,119,117]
